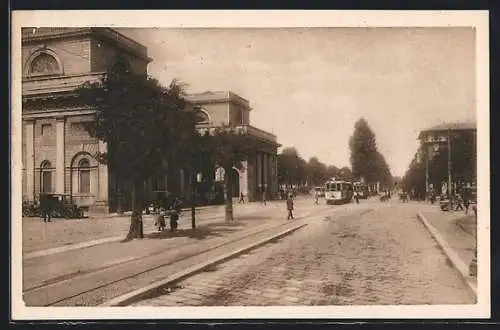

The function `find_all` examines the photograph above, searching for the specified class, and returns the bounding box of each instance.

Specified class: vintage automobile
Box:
[44,194,84,219]
[22,200,41,217]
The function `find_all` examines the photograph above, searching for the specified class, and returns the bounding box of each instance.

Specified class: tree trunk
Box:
[191,172,196,230]
[116,175,124,215]
[224,166,234,222]
[125,179,144,240]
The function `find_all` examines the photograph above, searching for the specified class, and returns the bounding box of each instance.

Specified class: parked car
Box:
[44,193,84,219]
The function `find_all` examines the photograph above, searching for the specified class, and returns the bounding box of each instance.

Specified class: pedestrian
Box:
[40,194,52,222]
[455,193,464,211]
[314,191,319,205]
[154,209,166,231]
[354,191,359,204]
[262,190,267,206]
[239,192,245,204]
[286,194,294,220]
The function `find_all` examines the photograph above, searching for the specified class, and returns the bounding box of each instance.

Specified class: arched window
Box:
[40,161,52,193]
[78,159,91,194]
[194,107,210,125]
[30,53,60,75]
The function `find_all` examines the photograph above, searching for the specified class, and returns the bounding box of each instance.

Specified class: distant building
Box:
[417,121,477,195]
[21,27,279,215]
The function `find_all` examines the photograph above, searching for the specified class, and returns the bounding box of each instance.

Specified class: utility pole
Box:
[447,129,453,211]
[425,147,429,201]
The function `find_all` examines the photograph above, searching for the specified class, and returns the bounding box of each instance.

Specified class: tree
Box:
[404,129,476,197]
[326,165,340,179]
[337,166,354,181]
[277,148,307,187]
[177,130,213,230]
[349,118,393,186]
[76,67,196,240]
[202,126,260,222]
[305,157,328,186]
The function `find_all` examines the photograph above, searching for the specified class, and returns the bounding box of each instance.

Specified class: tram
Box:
[353,182,369,199]
[324,179,354,205]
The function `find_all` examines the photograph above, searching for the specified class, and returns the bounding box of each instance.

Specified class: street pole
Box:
[191,172,196,230]
[425,147,429,201]
[447,129,453,211]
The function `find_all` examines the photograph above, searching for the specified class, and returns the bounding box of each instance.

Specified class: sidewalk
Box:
[417,204,477,294]
[23,202,318,306]
[22,198,297,256]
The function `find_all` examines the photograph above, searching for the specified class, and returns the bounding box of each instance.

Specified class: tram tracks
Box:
[23,219,302,306]
[22,204,361,306]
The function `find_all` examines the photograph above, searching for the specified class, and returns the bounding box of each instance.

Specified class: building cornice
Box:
[22,27,152,63]
[186,91,252,110]
[22,108,95,120]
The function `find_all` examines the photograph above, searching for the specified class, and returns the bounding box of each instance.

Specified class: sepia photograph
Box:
[10,10,490,320]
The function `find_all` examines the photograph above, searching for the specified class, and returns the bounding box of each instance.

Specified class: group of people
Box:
[153,196,183,232]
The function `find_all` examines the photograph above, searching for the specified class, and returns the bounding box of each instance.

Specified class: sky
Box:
[117,27,476,177]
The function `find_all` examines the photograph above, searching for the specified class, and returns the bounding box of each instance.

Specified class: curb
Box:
[416,212,477,300]
[100,222,307,306]
[23,213,237,260]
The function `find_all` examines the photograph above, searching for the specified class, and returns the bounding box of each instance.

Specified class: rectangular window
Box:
[41,124,52,136]
[79,170,91,193]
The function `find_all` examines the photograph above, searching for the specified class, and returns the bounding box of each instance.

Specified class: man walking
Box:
[354,191,359,204]
[286,194,294,220]
[40,194,52,223]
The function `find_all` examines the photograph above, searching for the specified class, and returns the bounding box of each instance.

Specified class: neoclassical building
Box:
[21,27,279,215]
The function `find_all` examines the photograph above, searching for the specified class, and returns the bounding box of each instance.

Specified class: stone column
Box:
[55,116,65,194]
[90,140,109,216]
[25,119,35,201]
[263,153,268,186]
[257,152,262,190]
[240,160,249,198]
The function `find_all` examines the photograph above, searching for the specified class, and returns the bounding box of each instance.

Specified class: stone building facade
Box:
[21,27,279,214]
[186,91,280,203]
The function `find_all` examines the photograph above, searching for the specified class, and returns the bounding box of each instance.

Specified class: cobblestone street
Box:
[133,200,475,306]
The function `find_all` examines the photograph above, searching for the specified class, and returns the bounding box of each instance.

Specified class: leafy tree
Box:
[76,68,196,240]
[177,130,214,230]
[202,126,260,222]
[305,157,329,186]
[404,129,476,197]
[349,118,393,186]
[277,148,307,187]
[326,165,340,179]
[337,166,354,182]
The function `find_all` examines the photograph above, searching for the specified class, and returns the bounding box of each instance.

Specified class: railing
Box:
[196,124,277,143]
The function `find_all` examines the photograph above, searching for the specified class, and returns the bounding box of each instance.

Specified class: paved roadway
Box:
[133,198,475,306]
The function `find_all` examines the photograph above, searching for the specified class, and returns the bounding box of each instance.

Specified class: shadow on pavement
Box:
[232,215,272,221]
[145,223,245,240]
[455,215,477,237]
